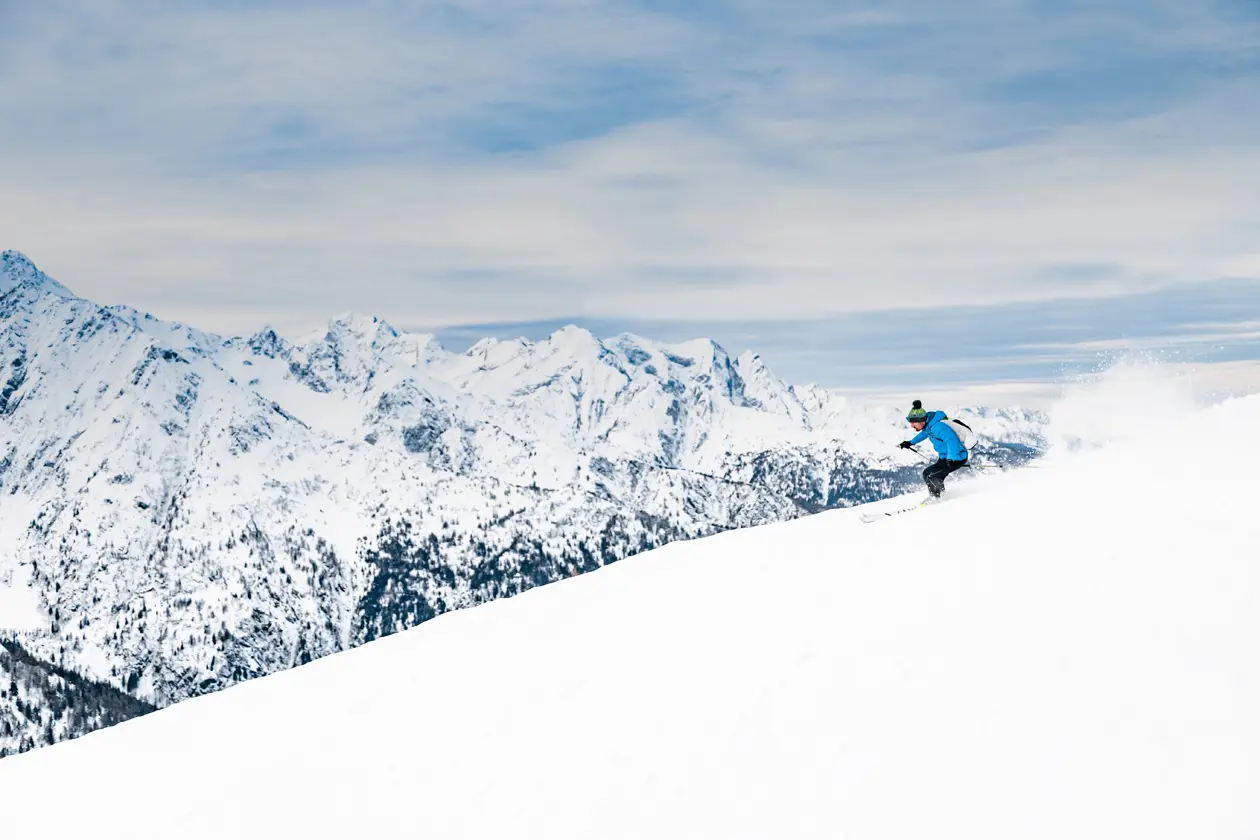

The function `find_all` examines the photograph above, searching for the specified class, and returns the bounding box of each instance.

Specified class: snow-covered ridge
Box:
[0,251,1045,756]
[0,251,74,298]
[4,394,1256,838]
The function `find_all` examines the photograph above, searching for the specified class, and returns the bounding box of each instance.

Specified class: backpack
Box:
[941,417,977,451]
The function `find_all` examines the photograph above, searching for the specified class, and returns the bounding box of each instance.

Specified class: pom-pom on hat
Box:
[906,399,928,422]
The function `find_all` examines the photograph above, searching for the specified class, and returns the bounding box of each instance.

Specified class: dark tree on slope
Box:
[0,639,156,760]
[352,509,698,646]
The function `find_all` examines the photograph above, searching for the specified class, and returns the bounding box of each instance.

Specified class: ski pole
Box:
[901,445,931,462]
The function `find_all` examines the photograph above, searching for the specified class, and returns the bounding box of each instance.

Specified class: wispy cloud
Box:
[424,276,1260,392]
[1,0,1257,371]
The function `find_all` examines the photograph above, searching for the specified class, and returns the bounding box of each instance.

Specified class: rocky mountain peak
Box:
[0,251,75,299]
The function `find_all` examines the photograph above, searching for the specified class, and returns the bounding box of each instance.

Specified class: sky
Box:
[1,0,1258,395]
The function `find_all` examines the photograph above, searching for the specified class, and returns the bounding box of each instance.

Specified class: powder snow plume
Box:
[1040,357,1202,456]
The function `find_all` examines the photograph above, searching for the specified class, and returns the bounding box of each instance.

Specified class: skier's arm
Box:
[909,429,930,445]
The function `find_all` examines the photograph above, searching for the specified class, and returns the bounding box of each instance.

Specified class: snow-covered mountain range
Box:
[0,250,1045,756]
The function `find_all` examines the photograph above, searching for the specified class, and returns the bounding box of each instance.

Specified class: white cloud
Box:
[1,1,1258,337]
[839,359,1260,410]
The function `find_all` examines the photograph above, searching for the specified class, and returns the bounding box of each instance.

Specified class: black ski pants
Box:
[923,458,968,497]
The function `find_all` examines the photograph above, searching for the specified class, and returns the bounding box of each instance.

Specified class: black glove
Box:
[899,441,914,450]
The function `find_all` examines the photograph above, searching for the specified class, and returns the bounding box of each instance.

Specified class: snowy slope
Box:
[0,250,1044,754]
[3,394,1256,839]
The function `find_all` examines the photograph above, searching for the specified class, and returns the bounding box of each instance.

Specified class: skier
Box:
[900,400,970,501]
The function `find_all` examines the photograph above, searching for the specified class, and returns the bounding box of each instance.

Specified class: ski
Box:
[859,497,942,523]
[860,506,917,523]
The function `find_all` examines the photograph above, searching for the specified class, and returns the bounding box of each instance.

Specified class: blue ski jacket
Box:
[910,411,968,461]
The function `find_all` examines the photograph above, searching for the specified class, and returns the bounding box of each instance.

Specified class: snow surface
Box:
[3,393,1258,838]
[0,564,41,632]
